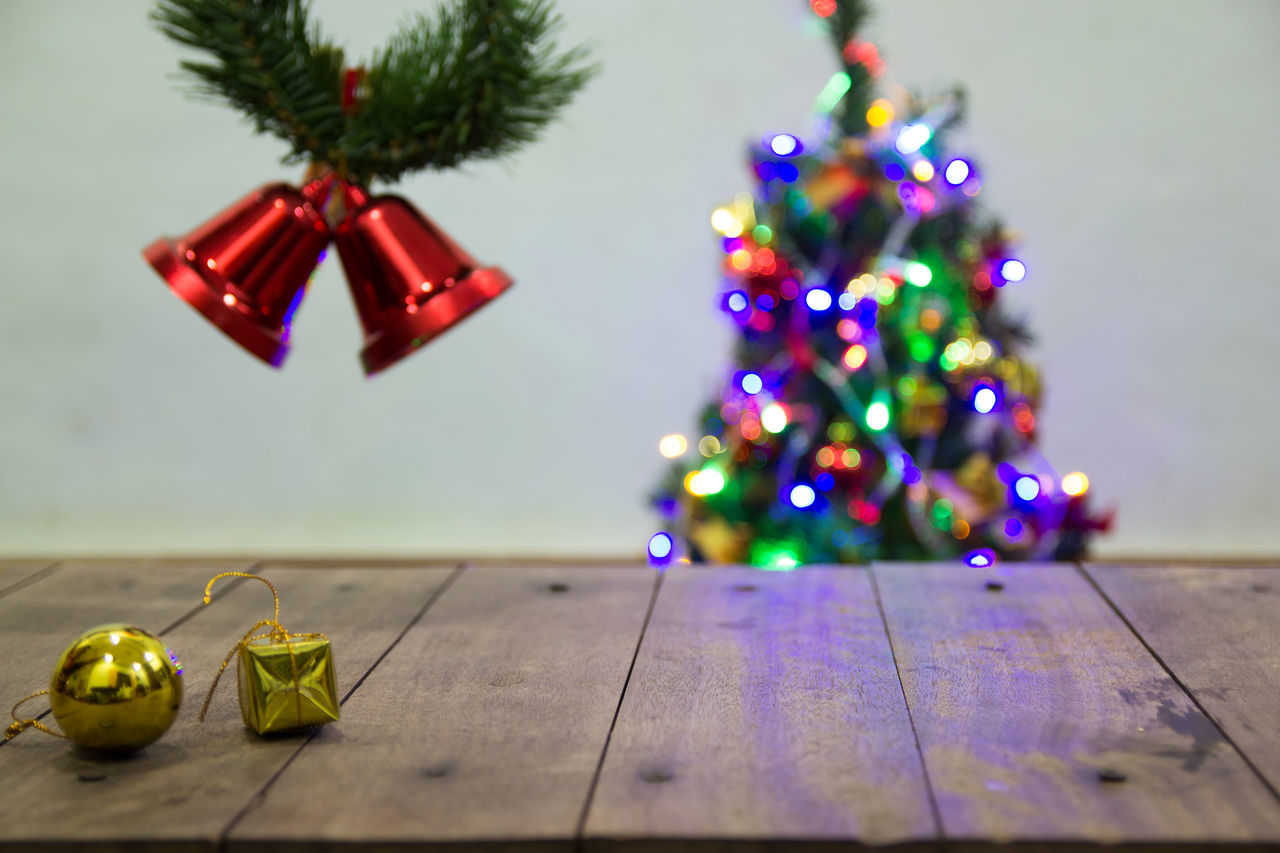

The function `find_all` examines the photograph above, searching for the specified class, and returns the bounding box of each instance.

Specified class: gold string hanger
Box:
[198,572,331,727]
[5,690,65,741]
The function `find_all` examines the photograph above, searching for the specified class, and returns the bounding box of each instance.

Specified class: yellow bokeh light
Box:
[658,434,688,458]
[866,98,894,128]
[729,249,752,271]
[688,468,726,497]
[711,208,742,237]
[1062,471,1090,496]
[697,435,722,457]
[912,160,935,182]
[973,341,994,362]
[843,344,869,371]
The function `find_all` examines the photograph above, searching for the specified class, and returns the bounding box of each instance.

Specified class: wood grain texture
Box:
[1086,564,1280,797]
[584,565,937,851]
[0,565,454,851]
[227,565,658,852]
[872,562,1280,847]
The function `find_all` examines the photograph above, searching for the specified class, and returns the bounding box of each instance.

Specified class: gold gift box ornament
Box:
[199,572,339,735]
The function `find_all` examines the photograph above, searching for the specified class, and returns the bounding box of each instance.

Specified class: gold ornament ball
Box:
[48,624,183,752]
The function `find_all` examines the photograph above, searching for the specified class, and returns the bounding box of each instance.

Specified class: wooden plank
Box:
[0,559,254,710]
[0,564,456,851]
[227,565,657,852]
[1086,564,1280,797]
[255,557,463,569]
[873,562,1280,847]
[584,565,937,851]
[0,559,57,598]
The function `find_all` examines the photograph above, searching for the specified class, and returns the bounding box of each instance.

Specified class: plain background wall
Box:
[2,0,1278,559]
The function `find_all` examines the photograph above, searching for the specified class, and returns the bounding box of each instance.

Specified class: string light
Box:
[740,372,763,394]
[814,72,851,114]
[943,159,971,185]
[964,549,996,568]
[711,208,742,237]
[973,385,997,414]
[911,160,935,182]
[1062,472,1090,496]
[770,133,800,156]
[1014,475,1041,502]
[810,0,836,17]
[658,434,688,458]
[647,532,674,563]
[843,344,868,370]
[1012,402,1036,433]
[896,123,932,155]
[697,435,722,457]
[904,261,933,287]
[789,484,817,508]
[866,98,894,127]
[760,403,788,433]
[1000,259,1026,282]
[761,549,801,571]
[725,291,748,313]
[805,288,833,311]
[866,400,890,431]
[689,468,726,496]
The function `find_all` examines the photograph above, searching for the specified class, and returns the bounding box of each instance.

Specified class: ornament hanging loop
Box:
[6,690,66,741]
[203,572,280,628]
[198,572,326,723]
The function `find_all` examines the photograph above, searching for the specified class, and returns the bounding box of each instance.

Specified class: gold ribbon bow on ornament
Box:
[200,572,339,735]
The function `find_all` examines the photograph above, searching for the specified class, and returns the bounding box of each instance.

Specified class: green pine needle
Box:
[152,0,595,184]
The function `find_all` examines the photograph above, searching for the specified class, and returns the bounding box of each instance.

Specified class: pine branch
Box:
[151,0,346,165]
[827,0,875,137]
[152,0,595,185]
[347,0,595,183]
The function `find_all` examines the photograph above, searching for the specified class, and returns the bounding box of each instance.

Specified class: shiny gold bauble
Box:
[48,624,183,752]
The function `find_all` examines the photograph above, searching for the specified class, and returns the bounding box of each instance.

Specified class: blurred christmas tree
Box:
[649,0,1108,568]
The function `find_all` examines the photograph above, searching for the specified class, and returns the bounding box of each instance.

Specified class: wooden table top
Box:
[1,559,1278,852]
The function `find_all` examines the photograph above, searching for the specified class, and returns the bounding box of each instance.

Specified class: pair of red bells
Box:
[143,175,512,376]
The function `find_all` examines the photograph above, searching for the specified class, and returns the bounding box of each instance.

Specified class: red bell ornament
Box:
[142,178,333,367]
[334,184,513,376]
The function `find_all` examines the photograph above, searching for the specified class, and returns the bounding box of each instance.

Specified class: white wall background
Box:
[2,0,1278,559]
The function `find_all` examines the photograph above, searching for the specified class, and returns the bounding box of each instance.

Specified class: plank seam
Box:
[213,561,468,851]
[867,564,945,842]
[573,566,666,850]
[0,561,61,600]
[1078,562,1280,808]
[158,562,265,637]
